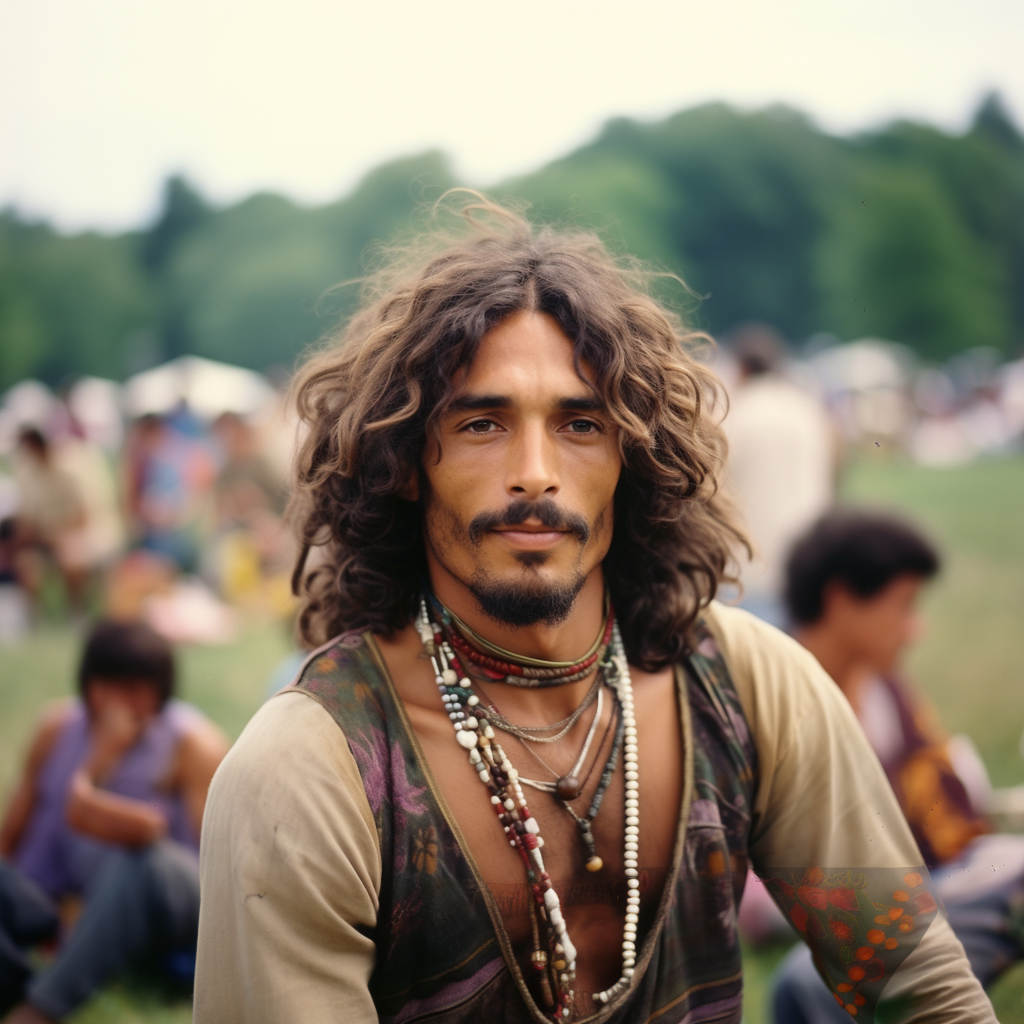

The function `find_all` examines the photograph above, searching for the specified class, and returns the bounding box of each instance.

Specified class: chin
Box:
[469,564,587,629]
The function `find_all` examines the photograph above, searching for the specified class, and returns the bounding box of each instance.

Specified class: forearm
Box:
[66,769,167,847]
[878,914,994,1024]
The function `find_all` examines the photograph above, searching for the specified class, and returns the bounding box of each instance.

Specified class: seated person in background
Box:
[771,509,1024,1023]
[0,621,228,1022]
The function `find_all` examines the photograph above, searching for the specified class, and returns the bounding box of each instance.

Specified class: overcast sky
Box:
[2,0,1021,232]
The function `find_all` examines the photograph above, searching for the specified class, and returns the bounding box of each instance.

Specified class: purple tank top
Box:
[13,699,202,898]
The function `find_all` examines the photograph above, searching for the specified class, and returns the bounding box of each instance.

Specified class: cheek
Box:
[87,686,113,714]
[868,610,909,662]
[422,485,470,554]
[581,445,621,513]
[422,448,486,517]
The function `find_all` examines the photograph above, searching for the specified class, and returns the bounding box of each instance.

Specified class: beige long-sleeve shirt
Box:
[195,602,995,1022]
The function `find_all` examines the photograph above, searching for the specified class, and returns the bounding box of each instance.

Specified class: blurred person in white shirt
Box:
[722,324,836,626]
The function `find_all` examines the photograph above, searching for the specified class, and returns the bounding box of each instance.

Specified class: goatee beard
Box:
[426,495,593,626]
[469,570,587,627]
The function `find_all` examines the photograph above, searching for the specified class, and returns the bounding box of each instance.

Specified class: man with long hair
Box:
[195,200,993,1023]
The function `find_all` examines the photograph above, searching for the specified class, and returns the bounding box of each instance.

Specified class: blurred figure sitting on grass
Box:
[208,412,293,611]
[0,621,227,1022]
[10,429,87,618]
[770,510,1024,1023]
[123,413,216,574]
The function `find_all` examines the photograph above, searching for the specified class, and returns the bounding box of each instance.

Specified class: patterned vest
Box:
[294,621,757,1024]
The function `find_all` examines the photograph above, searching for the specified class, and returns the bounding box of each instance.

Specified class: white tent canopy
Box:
[123,356,276,420]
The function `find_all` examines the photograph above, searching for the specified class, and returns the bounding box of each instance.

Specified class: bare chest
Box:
[402,667,684,999]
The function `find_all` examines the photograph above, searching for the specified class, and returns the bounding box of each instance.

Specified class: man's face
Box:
[826,574,926,676]
[421,310,621,626]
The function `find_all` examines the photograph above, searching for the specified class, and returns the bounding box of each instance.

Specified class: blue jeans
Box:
[1,841,199,1020]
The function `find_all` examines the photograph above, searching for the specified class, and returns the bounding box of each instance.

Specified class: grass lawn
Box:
[1,455,1022,1022]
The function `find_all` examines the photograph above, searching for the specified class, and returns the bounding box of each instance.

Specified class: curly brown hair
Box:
[290,196,747,670]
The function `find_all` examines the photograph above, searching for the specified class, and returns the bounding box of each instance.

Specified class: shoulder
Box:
[38,697,78,734]
[168,702,229,780]
[209,690,364,800]
[701,600,824,695]
[699,600,856,738]
[204,690,378,855]
[167,699,226,739]
[27,698,78,770]
[201,690,382,908]
[197,691,382,1019]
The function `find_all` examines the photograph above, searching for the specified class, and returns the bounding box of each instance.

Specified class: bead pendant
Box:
[555,775,581,800]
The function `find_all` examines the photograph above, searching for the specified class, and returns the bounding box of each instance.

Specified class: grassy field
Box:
[1,455,1022,1022]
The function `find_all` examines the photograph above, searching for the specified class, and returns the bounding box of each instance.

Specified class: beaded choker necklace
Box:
[433,597,613,687]
[418,598,641,1019]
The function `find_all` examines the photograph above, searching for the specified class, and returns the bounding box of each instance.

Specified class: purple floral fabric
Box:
[296,623,757,1023]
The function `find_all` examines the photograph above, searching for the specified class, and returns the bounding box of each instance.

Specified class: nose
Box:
[505,420,559,501]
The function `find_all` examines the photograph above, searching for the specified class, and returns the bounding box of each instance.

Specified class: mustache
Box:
[467,498,591,547]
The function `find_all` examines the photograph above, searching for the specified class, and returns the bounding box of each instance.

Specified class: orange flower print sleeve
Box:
[763,867,940,1019]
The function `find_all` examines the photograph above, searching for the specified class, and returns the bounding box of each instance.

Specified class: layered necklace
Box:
[418,597,641,1020]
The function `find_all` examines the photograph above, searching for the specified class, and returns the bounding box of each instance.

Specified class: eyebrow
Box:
[447,394,511,413]
[556,395,605,413]
[447,393,606,414]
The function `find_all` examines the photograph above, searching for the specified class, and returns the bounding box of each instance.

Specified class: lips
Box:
[491,526,567,549]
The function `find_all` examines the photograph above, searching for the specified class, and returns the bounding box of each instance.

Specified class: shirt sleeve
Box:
[194,690,382,1024]
[702,601,996,1023]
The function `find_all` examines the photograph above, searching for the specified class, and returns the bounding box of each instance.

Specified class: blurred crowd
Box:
[0,356,297,645]
[715,324,1024,627]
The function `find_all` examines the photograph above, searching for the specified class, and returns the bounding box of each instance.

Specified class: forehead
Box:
[457,310,592,397]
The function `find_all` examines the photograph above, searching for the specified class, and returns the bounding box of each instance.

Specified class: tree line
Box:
[1,94,1022,392]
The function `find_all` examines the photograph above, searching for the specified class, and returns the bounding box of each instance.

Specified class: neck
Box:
[795,621,871,707]
[428,562,607,664]
[426,561,608,721]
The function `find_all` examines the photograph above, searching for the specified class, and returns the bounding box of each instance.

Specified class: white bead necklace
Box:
[418,599,641,1018]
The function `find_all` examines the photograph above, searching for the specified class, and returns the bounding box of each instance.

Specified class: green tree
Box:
[0,215,156,390]
[160,152,457,371]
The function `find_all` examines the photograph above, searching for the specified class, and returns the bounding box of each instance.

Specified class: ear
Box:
[395,465,420,502]
[821,579,856,619]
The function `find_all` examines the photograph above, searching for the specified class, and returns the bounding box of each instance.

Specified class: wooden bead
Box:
[556,775,581,799]
[586,856,604,872]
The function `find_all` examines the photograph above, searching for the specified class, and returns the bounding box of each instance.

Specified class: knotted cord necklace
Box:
[517,695,619,801]
[437,596,613,686]
[418,598,641,1019]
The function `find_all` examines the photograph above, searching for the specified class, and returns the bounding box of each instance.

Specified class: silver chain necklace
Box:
[515,686,604,796]
[483,671,602,743]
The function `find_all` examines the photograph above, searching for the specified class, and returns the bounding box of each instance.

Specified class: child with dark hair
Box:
[0,621,227,1022]
[771,510,1024,1024]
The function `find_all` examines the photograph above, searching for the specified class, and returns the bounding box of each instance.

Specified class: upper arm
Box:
[703,602,996,1023]
[174,718,230,840]
[194,691,381,1024]
[0,700,73,855]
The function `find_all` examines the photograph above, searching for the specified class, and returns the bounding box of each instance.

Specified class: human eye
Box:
[463,419,499,434]
[564,419,600,434]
